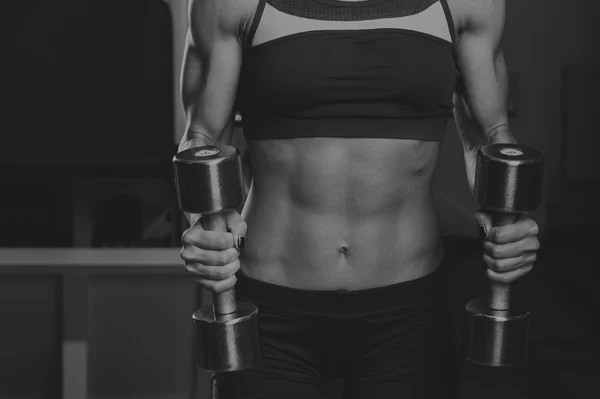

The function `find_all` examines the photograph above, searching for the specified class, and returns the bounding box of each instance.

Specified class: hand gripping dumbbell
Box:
[173,145,262,372]
[462,143,545,367]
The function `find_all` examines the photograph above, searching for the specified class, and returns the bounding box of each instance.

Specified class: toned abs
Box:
[240,137,445,290]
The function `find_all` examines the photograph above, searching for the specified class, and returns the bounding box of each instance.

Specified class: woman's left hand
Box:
[475,212,540,283]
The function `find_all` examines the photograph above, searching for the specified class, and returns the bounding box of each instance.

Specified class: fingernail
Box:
[478,225,487,239]
[237,236,245,250]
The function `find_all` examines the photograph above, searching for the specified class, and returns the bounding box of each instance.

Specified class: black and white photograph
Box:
[4,1,600,398]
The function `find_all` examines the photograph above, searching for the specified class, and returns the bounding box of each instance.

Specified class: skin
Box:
[179,0,540,293]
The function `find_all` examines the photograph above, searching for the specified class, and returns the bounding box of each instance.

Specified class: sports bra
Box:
[235,0,458,141]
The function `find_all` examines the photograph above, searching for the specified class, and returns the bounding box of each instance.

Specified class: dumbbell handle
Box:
[488,212,520,311]
[202,212,238,316]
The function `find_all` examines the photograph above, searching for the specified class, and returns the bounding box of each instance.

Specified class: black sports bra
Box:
[235,0,458,141]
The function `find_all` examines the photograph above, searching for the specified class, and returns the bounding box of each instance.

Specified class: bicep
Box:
[180,1,243,145]
[455,35,508,117]
[454,0,508,135]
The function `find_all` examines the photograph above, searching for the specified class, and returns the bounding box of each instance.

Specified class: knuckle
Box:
[207,267,225,280]
[229,248,240,262]
[218,267,232,280]
[520,256,529,267]
[181,246,206,263]
[213,283,226,293]
[527,264,534,272]
[491,229,503,243]
[218,236,229,251]
[230,258,241,272]
[214,251,229,266]
[490,268,514,283]
[184,263,200,275]
[484,256,500,272]
[214,252,226,266]
[486,269,503,283]
[202,280,217,291]
[222,275,238,291]
[180,248,192,262]
[218,264,237,280]
[489,260,501,272]
[221,260,240,278]
[530,221,539,236]
[491,245,503,258]
[181,229,191,245]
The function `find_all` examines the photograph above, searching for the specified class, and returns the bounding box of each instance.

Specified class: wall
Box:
[9,0,174,167]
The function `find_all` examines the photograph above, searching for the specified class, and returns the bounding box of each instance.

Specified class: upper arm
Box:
[180,0,248,146]
[453,0,509,138]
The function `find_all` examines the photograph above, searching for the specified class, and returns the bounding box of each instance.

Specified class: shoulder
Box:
[444,0,505,34]
[189,0,261,36]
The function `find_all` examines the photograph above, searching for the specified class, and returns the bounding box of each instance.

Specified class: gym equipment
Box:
[463,143,545,367]
[174,145,262,372]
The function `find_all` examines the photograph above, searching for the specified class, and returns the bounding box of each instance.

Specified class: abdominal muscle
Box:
[239,135,446,291]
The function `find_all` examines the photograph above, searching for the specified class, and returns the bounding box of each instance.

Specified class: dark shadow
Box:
[92,193,142,247]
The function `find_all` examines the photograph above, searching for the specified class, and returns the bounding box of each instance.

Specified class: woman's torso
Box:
[235,0,465,290]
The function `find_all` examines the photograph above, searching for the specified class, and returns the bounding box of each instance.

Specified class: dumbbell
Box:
[173,144,262,372]
[462,143,545,367]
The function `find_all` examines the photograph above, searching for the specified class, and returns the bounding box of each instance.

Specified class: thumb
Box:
[474,210,492,239]
[226,210,247,251]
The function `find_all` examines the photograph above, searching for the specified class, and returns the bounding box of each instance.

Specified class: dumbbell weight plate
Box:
[474,144,544,213]
[463,297,530,367]
[194,301,262,372]
[174,145,245,215]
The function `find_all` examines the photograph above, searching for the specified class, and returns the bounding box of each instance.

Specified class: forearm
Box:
[454,93,515,191]
[462,115,516,152]
[453,89,513,151]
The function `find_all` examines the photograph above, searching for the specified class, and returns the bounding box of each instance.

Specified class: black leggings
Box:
[213,265,460,399]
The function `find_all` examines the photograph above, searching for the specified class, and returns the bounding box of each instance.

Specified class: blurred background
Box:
[3,0,599,398]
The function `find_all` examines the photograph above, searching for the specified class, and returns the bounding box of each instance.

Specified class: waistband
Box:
[235,264,449,318]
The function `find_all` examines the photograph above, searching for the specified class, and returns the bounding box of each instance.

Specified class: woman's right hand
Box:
[180,210,247,293]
